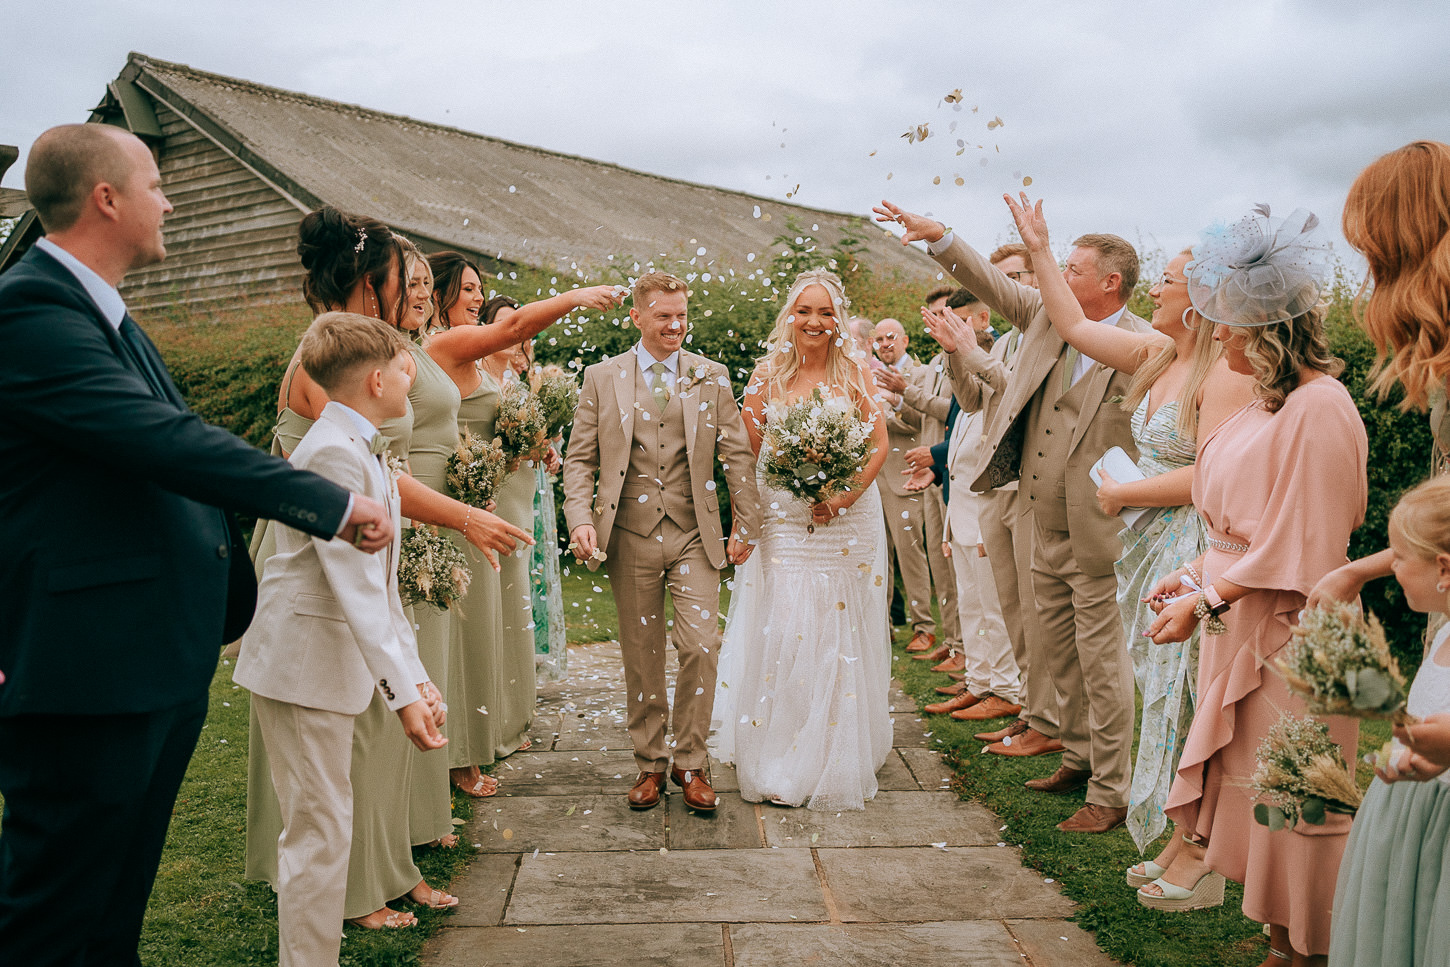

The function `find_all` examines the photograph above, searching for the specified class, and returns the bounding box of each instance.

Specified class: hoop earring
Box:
[1182,307,1199,331]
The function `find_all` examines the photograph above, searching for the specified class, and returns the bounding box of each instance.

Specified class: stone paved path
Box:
[423,641,1116,967]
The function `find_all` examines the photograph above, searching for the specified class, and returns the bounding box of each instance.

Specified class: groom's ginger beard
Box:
[632,291,689,361]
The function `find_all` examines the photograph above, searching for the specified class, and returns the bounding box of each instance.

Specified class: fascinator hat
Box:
[1186,204,1333,327]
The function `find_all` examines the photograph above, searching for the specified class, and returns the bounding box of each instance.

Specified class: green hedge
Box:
[144,255,1435,668]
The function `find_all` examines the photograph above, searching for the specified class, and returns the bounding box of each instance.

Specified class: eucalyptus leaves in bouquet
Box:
[531,364,580,442]
[1251,711,1362,830]
[496,380,549,466]
[759,387,874,531]
[447,430,507,508]
[1278,600,1412,723]
[398,525,472,611]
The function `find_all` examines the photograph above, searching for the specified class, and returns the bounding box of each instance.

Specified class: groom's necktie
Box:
[649,362,672,410]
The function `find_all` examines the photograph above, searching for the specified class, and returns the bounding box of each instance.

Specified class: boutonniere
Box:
[385,452,407,480]
[678,364,710,391]
[368,434,388,456]
[1106,395,1125,405]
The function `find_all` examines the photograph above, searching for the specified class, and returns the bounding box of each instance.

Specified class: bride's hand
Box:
[811,495,847,525]
[726,529,754,565]
[1004,192,1050,252]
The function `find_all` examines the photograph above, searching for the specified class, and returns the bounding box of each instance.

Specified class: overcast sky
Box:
[5,0,1448,274]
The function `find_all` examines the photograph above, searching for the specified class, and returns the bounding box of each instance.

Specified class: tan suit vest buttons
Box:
[616,367,698,538]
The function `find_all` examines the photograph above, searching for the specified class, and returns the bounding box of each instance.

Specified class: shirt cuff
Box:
[926,231,955,256]
[335,493,356,537]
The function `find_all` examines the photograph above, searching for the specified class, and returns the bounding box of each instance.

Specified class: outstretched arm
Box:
[1004,192,1165,374]
[428,286,624,366]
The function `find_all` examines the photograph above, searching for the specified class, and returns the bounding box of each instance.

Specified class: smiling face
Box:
[113,133,172,272]
[873,320,907,365]
[445,266,484,328]
[400,257,433,332]
[632,290,689,360]
[1390,525,1450,614]
[1148,252,1193,334]
[789,283,840,352]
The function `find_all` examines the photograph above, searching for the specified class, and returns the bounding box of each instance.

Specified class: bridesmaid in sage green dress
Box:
[422,260,625,793]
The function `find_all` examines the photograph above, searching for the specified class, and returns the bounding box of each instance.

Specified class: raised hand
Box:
[570,285,628,313]
[872,201,947,246]
[920,305,972,354]
[1004,192,1050,252]
[873,367,907,394]
[340,494,393,553]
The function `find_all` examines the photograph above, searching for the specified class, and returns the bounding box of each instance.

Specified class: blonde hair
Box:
[1343,140,1450,412]
[754,269,873,403]
[1389,474,1450,559]
[300,311,410,394]
[1237,303,1343,413]
[632,271,690,309]
[1122,249,1221,438]
[396,236,435,336]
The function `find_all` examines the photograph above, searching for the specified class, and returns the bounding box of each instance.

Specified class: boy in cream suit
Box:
[235,312,446,966]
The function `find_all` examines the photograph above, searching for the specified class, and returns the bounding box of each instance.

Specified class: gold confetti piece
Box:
[955,176,965,186]
[944,88,963,103]
[868,149,877,157]
[901,122,930,143]
[987,116,1004,130]
[1022,176,1033,187]
[933,176,941,185]
[836,602,846,610]
[886,172,893,180]
[502,829,514,840]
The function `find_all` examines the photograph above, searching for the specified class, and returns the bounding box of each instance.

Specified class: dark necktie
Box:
[119,315,170,399]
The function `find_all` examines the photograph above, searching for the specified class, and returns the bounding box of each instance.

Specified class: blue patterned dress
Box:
[1120,397,1205,852]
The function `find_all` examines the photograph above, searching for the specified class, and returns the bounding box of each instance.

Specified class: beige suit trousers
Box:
[1030,516,1134,807]
[252,694,355,967]
[922,487,960,646]
[606,517,721,772]
[950,537,1020,704]
[880,488,935,634]
[980,489,1060,738]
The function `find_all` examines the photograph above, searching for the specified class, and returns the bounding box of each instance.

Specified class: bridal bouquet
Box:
[447,430,508,508]
[759,388,874,529]
[398,525,472,611]
[1251,711,1362,829]
[531,365,580,442]
[496,381,550,465]
[1277,601,1412,723]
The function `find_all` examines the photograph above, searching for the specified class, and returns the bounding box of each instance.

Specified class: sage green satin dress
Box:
[447,369,535,765]
[404,344,463,844]
[244,395,425,918]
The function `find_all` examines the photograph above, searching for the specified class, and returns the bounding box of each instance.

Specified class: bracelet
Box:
[1193,594,1229,635]
[1183,562,1202,588]
[463,509,472,543]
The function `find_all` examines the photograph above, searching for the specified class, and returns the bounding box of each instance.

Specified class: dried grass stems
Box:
[447,431,508,509]
[1277,600,1415,725]
[398,525,471,611]
[1251,711,1362,830]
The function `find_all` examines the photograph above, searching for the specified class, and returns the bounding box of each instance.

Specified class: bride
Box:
[709,268,894,810]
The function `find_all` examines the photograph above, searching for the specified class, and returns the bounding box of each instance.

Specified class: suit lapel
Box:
[1067,311,1146,454]
[678,352,701,466]
[608,351,635,450]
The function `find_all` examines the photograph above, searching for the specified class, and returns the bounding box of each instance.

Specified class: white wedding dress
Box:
[710,461,893,810]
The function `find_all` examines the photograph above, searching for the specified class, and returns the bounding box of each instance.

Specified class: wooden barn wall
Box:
[121,102,305,315]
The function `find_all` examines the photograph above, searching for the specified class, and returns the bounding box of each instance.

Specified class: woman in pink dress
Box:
[1140,206,1368,967]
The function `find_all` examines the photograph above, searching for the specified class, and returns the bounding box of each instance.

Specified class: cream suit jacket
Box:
[234,403,426,715]
[880,354,927,498]
[932,237,1149,571]
[561,349,760,572]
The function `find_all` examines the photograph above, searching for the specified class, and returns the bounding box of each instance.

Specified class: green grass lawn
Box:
[888,632,1392,967]
[0,568,1398,965]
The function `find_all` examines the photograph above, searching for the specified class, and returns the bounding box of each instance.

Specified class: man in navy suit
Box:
[0,123,394,966]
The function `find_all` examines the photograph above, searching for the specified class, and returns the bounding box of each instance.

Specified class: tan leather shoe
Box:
[946,671,967,682]
[986,726,1065,757]
[951,696,1023,721]
[934,681,968,696]
[1058,804,1127,833]
[931,651,965,673]
[1024,764,1091,794]
[670,765,717,812]
[912,641,950,662]
[976,718,1027,743]
[628,771,667,810]
[905,630,937,653]
[924,690,982,715]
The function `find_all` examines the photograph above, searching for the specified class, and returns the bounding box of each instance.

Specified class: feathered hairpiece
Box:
[1186,204,1332,327]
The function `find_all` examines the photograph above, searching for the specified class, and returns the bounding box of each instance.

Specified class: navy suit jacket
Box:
[928,398,960,503]
[0,246,350,716]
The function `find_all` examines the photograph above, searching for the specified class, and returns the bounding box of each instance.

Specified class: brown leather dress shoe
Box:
[1058,804,1127,833]
[946,671,967,682]
[951,696,1023,721]
[931,651,965,673]
[986,726,1065,757]
[905,630,937,653]
[924,690,982,715]
[934,681,968,696]
[977,718,1027,743]
[912,641,951,662]
[670,765,717,812]
[628,771,667,810]
[1024,764,1091,794]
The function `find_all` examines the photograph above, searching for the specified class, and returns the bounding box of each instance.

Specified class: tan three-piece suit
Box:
[880,354,944,638]
[899,352,961,650]
[933,236,1146,808]
[562,348,760,774]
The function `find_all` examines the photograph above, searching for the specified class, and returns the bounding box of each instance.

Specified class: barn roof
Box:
[117,52,934,279]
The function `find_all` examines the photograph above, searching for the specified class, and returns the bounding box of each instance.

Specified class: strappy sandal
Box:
[1136,871,1226,911]
[1125,859,1166,888]
[346,907,417,929]
[450,769,498,798]
[408,884,459,910]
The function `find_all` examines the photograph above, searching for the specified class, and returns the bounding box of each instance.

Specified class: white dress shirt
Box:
[36,237,126,329]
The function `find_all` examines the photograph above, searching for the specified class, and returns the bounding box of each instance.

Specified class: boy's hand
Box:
[397,700,447,751]
[420,682,446,728]
[340,495,393,552]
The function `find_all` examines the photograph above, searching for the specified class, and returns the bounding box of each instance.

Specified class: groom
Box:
[563,271,759,812]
